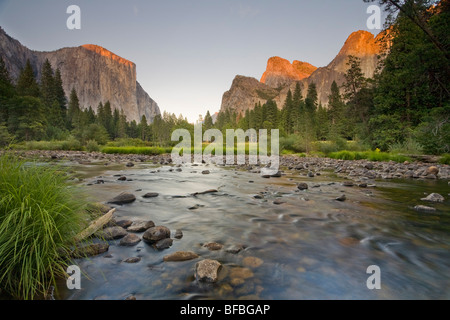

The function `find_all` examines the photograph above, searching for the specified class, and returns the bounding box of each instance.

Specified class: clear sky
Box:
[0,0,386,122]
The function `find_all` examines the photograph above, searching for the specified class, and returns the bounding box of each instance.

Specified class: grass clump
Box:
[0,154,89,299]
[328,150,411,163]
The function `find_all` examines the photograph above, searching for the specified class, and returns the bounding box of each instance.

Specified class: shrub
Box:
[85,140,100,152]
[440,154,450,165]
[389,137,423,155]
[0,155,89,299]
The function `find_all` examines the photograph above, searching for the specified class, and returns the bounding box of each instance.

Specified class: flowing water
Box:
[59,162,450,300]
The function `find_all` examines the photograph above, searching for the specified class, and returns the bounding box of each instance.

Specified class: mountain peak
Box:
[337,30,381,57]
[260,56,317,88]
[81,44,135,68]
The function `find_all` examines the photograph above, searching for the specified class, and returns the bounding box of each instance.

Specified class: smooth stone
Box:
[203,242,223,251]
[421,193,444,203]
[127,220,155,232]
[202,170,210,174]
[174,229,183,239]
[426,166,439,175]
[195,259,222,283]
[143,192,159,198]
[297,183,308,191]
[163,251,199,262]
[124,257,141,263]
[154,238,173,250]
[72,243,109,258]
[143,226,171,244]
[336,194,346,202]
[242,257,264,268]
[338,237,360,246]
[115,220,133,229]
[100,226,128,240]
[229,267,254,280]
[119,234,141,246]
[126,162,135,167]
[414,205,436,213]
[108,193,136,205]
[273,200,285,205]
[117,176,127,181]
[225,244,246,254]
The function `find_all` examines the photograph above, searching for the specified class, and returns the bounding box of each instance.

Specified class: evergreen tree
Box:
[67,88,81,129]
[16,60,39,97]
[53,68,67,126]
[0,57,14,121]
[204,110,213,130]
[8,96,47,141]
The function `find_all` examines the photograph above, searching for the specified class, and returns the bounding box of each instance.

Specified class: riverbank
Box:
[6,150,450,181]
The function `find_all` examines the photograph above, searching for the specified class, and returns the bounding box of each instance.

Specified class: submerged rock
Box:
[163,251,199,262]
[195,259,222,283]
[335,194,346,202]
[72,243,109,258]
[414,205,436,213]
[203,242,223,251]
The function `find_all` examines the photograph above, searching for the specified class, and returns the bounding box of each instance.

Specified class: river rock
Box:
[143,192,159,198]
[426,166,439,176]
[124,257,141,263]
[336,194,346,202]
[297,183,308,191]
[202,170,210,175]
[203,242,223,251]
[143,226,171,244]
[414,205,436,213]
[225,244,246,254]
[195,259,222,283]
[117,176,127,181]
[421,193,445,203]
[127,220,155,232]
[115,219,133,229]
[163,251,199,262]
[242,257,264,268]
[154,238,173,250]
[72,243,109,258]
[174,229,183,239]
[108,193,136,205]
[126,162,135,167]
[229,267,254,280]
[100,226,128,240]
[120,233,141,246]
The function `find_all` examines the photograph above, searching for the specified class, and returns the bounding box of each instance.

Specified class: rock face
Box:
[0,27,160,123]
[220,30,383,115]
[260,57,317,88]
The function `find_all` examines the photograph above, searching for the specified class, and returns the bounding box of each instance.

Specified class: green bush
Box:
[0,155,89,299]
[389,137,423,155]
[440,154,450,165]
[85,140,100,152]
[328,150,410,163]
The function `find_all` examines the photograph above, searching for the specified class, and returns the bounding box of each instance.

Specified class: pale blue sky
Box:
[0,0,386,122]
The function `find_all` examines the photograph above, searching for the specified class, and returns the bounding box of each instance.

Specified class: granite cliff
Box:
[0,27,160,123]
[221,30,383,115]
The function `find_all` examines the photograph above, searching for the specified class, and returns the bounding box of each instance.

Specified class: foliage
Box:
[0,154,89,299]
[439,154,450,165]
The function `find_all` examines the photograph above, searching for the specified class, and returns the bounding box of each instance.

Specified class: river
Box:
[58,161,450,300]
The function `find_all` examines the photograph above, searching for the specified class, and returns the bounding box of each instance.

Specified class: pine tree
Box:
[53,68,67,126]
[67,88,81,129]
[16,60,39,97]
[204,110,213,130]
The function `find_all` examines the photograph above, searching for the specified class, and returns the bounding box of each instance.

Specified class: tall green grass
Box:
[0,155,89,299]
[440,154,450,165]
